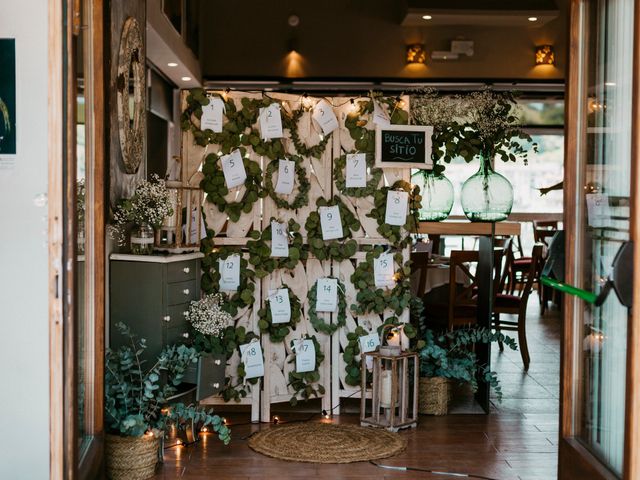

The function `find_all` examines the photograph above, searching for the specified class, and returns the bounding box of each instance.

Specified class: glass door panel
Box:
[574,0,634,475]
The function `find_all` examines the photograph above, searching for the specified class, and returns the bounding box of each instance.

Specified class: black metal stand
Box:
[474,223,495,413]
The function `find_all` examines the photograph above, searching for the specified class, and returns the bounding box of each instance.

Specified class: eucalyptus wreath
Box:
[350,246,412,316]
[181,89,245,152]
[332,152,383,198]
[287,335,325,406]
[285,107,332,159]
[246,218,307,278]
[307,278,347,335]
[200,245,256,317]
[257,286,303,343]
[238,96,288,160]
[304,196,361,262]
[343,325,371,387]
[200,148,265,223]
[344,95,409,154]
[263,155,310,210]
[367,180,422,248]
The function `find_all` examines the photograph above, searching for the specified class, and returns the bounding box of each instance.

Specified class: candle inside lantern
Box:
[380,369,393,408]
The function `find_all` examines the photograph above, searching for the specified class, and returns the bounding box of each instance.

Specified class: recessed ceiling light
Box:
[422,15,432,20]
[528,16,538,22]
[181,76,192,81]
[605,81,616,86]
[167,62,178,67]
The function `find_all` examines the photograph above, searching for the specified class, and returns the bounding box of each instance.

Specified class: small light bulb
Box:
[201,427,208,433]
[222,418,228,425]
[176,439,182,446]
[273,416,280,424]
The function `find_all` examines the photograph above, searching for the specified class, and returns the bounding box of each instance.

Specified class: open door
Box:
[561,0,640,478]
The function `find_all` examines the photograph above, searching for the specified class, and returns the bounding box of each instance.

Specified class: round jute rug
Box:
[247,422,406,464]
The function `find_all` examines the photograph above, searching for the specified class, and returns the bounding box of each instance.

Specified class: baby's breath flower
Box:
[185,293,231,338]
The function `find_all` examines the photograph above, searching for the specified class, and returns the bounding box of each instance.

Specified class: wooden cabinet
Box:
[109,253,203,365]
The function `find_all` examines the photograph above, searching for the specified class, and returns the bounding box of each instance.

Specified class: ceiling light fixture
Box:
[422,15,432,20]
[528,16,538,22]
[167,62,178,67]
[181,76,192,81]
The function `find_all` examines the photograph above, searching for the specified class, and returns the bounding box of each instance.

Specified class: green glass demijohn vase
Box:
[460,154,513,222]
[417,170,454,222]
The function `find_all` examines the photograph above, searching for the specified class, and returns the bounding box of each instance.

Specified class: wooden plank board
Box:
[418,221,522,236]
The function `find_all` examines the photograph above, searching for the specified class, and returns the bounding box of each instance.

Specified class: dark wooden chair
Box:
[425,249,503,331]
[410,250,431,297]
[492,244,544,370]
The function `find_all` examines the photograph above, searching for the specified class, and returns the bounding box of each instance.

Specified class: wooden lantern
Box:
[360,350,419,432]
[155,181,205,252]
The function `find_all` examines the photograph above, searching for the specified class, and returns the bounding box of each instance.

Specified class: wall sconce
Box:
[535,45,555,65]
[406,43,426,64]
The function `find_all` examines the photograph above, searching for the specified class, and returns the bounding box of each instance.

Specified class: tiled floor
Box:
[155,293,561,480]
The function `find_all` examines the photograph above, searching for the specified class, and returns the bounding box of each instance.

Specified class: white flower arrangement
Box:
[110,174,174,245]
[185,293,232,338]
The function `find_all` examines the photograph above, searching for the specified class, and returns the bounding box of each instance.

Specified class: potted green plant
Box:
[105,323,230,480]
[110,174,175,254]
[417,327,517,415]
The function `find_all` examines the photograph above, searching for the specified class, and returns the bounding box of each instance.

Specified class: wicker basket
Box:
[105,434,160,480]
[418,376,449,415]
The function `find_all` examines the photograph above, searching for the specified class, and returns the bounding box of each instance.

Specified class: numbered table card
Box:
[319,205,343,240]
[385,190,409,226]
[259,103,283,140]
[345,153,367,188]
[312,99,339,135]
[372,100,391,127]
[374,252,395,288]
[218,254,241,292]
[270,220,289,258]
[274,159,295,195]
[295,338,316,373]
[268,288,291,324]
[240,341,264,379]
[221,150,247,189]
[315,278,338,313]
[200,97,225,132]
[359,332,380,354]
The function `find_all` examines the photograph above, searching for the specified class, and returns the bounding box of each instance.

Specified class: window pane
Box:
[516,100,565,125]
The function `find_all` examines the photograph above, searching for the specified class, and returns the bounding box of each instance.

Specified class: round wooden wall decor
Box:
[116,17,145,174]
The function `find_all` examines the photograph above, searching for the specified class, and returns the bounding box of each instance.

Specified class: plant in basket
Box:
[105,323,230,480]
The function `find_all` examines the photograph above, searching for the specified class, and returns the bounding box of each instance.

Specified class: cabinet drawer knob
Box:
[213,382,220,389]
[183,267,190,274]
[214,359,222,366]
[182,289,190,295]
[183,311,188,317]
[182,332,189,338]
[163,315,171,322]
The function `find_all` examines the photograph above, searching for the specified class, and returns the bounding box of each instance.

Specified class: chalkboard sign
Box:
[375,124,433,169]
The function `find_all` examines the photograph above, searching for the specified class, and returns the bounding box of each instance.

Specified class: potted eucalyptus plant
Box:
[105,323,230,480]
[418,327,517,415]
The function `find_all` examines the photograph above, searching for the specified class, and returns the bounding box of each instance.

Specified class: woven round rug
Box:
[247,422,406,463]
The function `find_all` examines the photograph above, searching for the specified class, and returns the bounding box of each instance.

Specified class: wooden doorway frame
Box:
[49,0,106,478]
[560,0,640,478]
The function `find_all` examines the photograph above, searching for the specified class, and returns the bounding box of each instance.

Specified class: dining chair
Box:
[410,250,431,297]
[424,249,503,331]
[492,244,544,370]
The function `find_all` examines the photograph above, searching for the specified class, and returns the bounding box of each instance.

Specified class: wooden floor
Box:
[155,294,561,480]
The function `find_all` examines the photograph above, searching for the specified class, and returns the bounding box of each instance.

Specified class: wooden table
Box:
[416,221,521,413]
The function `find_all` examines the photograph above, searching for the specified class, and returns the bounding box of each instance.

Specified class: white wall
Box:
[0,0,50,478]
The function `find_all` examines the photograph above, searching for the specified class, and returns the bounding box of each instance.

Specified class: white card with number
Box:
[374,253,395,288]
[274,159,295,194]
[372,100,390,127]
[319,205,343,240]
[240,341,264,379]
[269,288,291,324]
[345,153,367,188]
[315,278,338,312]
[359,333,380,354]
[295,339,316,373]
[270,220,289,258]
[259,103,283,140]
[220,150,246,189]
[586,193,609,228]
[385,190,409,226]
[218,254,240,291]
[312,99,339,135]
[200,97,225,132]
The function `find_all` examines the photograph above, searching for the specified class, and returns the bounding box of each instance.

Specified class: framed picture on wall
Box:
[374,124,433,169]
[0,38,16,156]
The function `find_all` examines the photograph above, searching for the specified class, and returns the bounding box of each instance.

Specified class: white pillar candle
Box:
[387,330,401,347]
[380,369,392,408]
